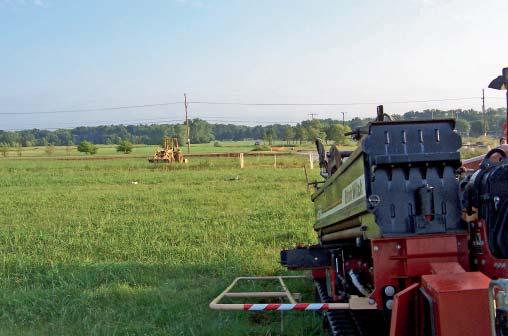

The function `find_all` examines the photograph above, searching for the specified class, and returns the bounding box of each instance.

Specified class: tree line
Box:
[0,107,506,147]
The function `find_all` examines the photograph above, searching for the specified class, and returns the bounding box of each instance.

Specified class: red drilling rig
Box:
[211,68,508,335]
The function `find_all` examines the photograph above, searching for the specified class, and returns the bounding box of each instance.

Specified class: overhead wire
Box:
[189,96,487,106]
[1,95,505,130]
[0,102,183,115]
[1,95,505,116]
[5,118,301,131]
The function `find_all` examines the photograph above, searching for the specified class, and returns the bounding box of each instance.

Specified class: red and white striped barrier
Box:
[244,303,331,311]
[209,276,351,311]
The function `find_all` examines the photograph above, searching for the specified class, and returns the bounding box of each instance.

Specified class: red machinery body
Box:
[280,113,508,336]
[211,115,508,333]
[472,219,508,279]
[370,234,470,306]
[420,271,492,336]
[310,233,494,335]
[381,233,493,336]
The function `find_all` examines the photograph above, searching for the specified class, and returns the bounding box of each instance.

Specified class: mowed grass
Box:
[0,155,324,335]
[3,140,320,158]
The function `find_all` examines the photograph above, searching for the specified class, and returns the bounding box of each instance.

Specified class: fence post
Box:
[274,154,277,168]
[309,152,314,169]
[239,153,244,168]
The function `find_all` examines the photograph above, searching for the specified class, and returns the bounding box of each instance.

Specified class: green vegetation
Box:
[44,145,56,156]
[252,144,272,151]
[2,108,504,150]
[77,140,98,155]
[116,140,133,154]
[0,155,328,335]
[0,141,326,159]
[0,144,8,157]
[0,133,498,335]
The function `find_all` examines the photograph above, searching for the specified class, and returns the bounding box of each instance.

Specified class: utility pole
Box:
[184,93,190,153]
[482,89,487,136]
[309,113,318,120]
[340,112,346,126]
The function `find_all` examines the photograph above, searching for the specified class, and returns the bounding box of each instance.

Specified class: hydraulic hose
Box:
[348,270,371,297]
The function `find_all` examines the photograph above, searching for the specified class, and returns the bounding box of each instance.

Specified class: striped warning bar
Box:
[244,303,330,311]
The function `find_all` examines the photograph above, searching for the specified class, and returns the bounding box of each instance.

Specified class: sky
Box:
[0,0,507,130]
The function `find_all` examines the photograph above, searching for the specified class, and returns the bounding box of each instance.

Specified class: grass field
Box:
[1,140,320,158]
[1,136,495,160]
[0,155,327,335]
[0,138,495,335]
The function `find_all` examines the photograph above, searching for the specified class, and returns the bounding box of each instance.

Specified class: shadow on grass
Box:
[0,262,323,336]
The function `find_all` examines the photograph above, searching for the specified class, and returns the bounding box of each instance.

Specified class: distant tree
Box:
[0,144,8,157]
[326,124,351,145]
[295,125,307,145]
[349,117,368,129]
[2,107,507,147]
[0,131,20,146]
[261,126,278,145]
[455,119,470,136]
[306,127,320,142]
[45,145,56,156]
[53,129,73,145]
[283,127,295,145]
[263,128,275,146]
[486,108,507,135]
[19,131,35,147]
[116,140,133,154]
[15,143,22,157]
[189,118,215,143]
[77,140,98,155]
[469,120,485,137]
[301,119,323,142]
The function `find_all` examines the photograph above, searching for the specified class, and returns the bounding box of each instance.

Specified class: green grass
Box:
[1,140,322,159]
[0,138,490,335]
[0,155,327,335]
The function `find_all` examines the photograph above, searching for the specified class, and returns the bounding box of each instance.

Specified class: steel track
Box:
[314,279,384,336]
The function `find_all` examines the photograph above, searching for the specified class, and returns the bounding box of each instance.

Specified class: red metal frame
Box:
[390,283,419,336]
[370,234,469,307]
[421,271,492,336]
[470,219,508,279]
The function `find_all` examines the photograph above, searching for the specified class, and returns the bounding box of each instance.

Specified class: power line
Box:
[5,117,184,130]
[190,97,488,106]
[3,117,184,131]
[0,102,183,115]
[2,96,506,116]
